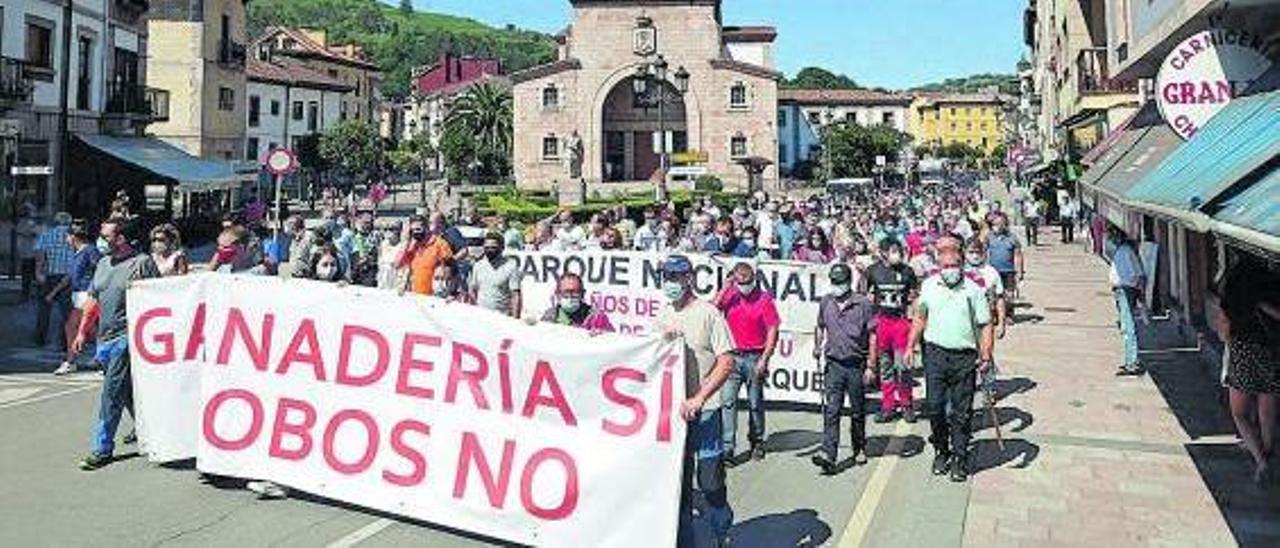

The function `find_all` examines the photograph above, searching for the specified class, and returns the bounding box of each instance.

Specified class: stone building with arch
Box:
[511,0,780,194]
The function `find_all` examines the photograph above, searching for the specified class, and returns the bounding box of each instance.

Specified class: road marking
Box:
[838,421,910,548]
[0,387,42,405]
[0,384,97,410]
[0,375,101,387]
[326,517,394,548]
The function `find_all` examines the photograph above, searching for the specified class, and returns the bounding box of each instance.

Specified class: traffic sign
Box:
[262,148,298,176]
[10,165,52,176]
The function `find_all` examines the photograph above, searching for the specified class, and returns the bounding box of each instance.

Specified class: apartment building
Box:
[776,88,912,176]
[252,27,381,125]
[395,53,507,172]
[911,93,1008,155]
[244,55,352,162]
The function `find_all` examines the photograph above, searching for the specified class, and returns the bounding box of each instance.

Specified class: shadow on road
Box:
[763,429,822,453]
[969,438,1039,473]
[728,508,831,548]
[971,406,1034,435]
[1185,443,1280,547]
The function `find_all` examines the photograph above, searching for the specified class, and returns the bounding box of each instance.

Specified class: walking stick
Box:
[981,367,1005,452]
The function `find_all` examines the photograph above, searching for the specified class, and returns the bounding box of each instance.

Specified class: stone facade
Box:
[512,0,779,194]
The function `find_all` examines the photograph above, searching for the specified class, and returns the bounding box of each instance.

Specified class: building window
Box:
[248,95,261,127]
[948,107,956,117]
[949,122,957,131]
[982,137,989,148]
[845,112,857,125]
[340,102,347,120]
[882,112,894,126]
[270,100,280,116]
[218,87,235,111]
[982,122,990,131]
[777,109,787,127]
[76,35,93,111]
[542,135,559,160]
[778,145,788,165]
[729,82,748,109]
[292,101,304,121]
[307,101,319,131]
[542,85,559,110]
[807,112,821,125]
[26,20,54,71]
[245,138,259,161]
[966,122,973,131]
[730,134,748,158]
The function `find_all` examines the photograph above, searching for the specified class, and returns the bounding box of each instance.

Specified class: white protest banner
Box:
[513,251,833,404]
[128,273,211,462]
[128,275,686,548]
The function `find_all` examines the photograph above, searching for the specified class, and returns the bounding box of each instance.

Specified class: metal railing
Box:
[0,57,32,101]
[106,81,170,121]
[1076,47,1136,95]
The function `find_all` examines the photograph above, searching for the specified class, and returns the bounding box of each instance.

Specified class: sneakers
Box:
[122,429,137,445]
[53,361,77,376]
[79,453,112,471]
[950,457,969,483]
[750,444,766,461]
[246,480,288,500]
[932,452,951,476]
[1115,363,1146,377]
[903,407,917,424]
[811,454,837,475]
[852,450,869,466]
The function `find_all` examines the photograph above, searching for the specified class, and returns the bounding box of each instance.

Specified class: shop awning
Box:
[75,135,256,192]
[1213,166,1280,240]
[1125,90,1280,213]
[1079,103,1181,201]
[1080,107,1139,167]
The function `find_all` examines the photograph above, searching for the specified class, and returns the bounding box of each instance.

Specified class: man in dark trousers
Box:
[812,264,879,474]
[906,235,994,483]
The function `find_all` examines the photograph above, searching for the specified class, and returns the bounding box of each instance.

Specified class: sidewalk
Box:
[962,236,1280,547]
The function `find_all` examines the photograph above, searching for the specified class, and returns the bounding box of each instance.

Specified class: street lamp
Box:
[633,54,688,202]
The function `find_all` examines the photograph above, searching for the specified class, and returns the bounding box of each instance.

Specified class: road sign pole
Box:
[272,173,283,241]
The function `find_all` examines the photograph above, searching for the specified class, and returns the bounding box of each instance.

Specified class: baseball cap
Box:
[829,264,853,284]
[662,255,693,276]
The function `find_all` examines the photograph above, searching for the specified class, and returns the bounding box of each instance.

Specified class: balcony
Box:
[219,40,247,68]
[0,57,34,105]
[106,82,170,122]
[1076,47,1137,95]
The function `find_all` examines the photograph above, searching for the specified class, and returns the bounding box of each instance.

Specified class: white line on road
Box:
[0,384,97,410]
[838,421,910,548]
[326,518,395,548]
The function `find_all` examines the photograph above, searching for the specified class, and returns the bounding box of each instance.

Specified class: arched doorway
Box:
[601,77,687,183]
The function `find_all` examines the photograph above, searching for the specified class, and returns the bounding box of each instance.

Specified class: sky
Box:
[411,0,1027,90]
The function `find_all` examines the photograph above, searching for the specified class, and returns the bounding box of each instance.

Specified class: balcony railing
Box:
[219,39,247,67]
[1076,47,1137,95]
[0,57,33,102]
[106,82,170,121]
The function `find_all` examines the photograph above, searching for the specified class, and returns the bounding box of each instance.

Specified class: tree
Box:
[784,67,861,90]
[398,0,413,15]
[937,142,984,168]
[440,84,513,184]
[319,119,385,185]
[821,123,907,179]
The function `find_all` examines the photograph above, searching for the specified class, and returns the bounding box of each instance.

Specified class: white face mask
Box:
[316,264,336,280]
[737,279,756,294]
[832,283,851,296]
[966,252,984,266]
[432,282,450,297]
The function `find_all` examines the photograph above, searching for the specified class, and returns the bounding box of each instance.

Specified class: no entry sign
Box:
[263,148,298,176]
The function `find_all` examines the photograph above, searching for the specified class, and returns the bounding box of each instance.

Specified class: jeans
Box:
[1060,220,1075,243]
[721,351,765,455]
[91,336,134,456]
[35,275,71,349]
[1113,286,1140,367]
[678,410,733,546]
[821,356,867,461]
[923,343,977,458]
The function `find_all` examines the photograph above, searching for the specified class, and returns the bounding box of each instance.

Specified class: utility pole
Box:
[55,0,73,216]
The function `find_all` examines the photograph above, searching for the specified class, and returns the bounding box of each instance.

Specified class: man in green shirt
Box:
[907,235,993,483]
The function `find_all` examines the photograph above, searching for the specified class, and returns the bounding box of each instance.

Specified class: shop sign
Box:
[1156,28,1273,139]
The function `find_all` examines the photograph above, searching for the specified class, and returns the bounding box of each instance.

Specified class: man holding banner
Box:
[715,260,780,465]
[658,255,736,548]
[812,264,878,474]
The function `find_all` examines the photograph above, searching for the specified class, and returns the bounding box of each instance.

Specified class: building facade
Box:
[911,93,1008,155]
[147,0,248,160]
[511,0,780,193]
[245,56,352,162]
[252,27,382,125]
[776,88,912,176]
[0,0,165,219]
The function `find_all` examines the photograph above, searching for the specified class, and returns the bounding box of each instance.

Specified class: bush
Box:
[693,175,724,192]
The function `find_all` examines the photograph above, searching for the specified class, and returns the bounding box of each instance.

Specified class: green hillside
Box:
[910,73,1019,96]
[247,0,557,98]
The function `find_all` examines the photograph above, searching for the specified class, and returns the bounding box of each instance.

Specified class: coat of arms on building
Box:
[634,15,656,56]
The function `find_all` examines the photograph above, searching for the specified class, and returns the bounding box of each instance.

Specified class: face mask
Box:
[410,228,427,241]
[559,297,583,314]
[941,267,964,287]
[215,246,238,264]
[966,252,984,266]
[662,281,686,302]
[994,225,1008,234]
[832,283,851,297]
[484,248,501,260]
[432,281,450,297]
[316,264,336,280]
[742,238,756,249]
[887,251,903,265]
[96,237,112,255]
[737,280,756,294]
[151,241,171,256]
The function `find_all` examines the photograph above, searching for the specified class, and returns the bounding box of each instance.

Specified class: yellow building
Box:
[911,93,1007,155]
[147,0,250,160]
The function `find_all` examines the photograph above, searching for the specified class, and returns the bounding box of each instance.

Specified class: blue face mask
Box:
[96,237,112,255]
[662,281,686,302]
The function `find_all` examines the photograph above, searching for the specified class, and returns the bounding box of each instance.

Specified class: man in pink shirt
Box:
[714,261,781,464]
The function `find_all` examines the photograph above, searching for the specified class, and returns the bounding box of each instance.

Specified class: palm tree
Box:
[442,84,513,183]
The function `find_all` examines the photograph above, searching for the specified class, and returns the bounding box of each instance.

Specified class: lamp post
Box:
[633,55,689,202]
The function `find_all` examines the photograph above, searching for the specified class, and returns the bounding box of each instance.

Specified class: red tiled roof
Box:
[256,27,381,71]
[423,74,510,99]
[779,88,913,106]
[247,57,354,91]
[722,25,777,43]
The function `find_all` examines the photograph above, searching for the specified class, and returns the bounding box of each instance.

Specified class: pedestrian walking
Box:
[1058,194,1077,244]
[714,261,781,465]
[1217,257,1280,484]
[1023,197,1042,246]
[74,217,160,470]
[1105,228,1145,376]
[907,235,994,483]
[985,212,1024,309]
[811,264,878,474]
[657,255,735,548]
[866,238,919,423]
[54,222,100,375]
[468,233,523,318]
[34,211,75,350]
